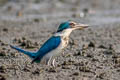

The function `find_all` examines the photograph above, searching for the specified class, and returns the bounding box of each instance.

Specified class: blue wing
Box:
[31,36,61,63]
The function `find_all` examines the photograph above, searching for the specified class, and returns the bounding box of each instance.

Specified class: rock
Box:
[7,6,12,11]
[23,67,30,72]
[0,74,6,80]
[86,54,93,58]
[72,72,79,76]
[109,44,114,50]
[79,66,91,72]
[0,50,7,56]
[16,11,22,17]
[32,68,40,75]
[2,28,8,32]
[0,65,6,73]
[82,8,89,13]
[103,50,114,55]
[98,45,107,49]
[46,67,56,73]
[88,42,95,47]
[33,18,39,23]
[13,37,39,49]
[62,66,70,69]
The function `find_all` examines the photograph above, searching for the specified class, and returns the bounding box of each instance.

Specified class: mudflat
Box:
[0,0,120,80]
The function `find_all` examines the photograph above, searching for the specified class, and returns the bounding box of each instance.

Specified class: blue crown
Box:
[57,21,70,32]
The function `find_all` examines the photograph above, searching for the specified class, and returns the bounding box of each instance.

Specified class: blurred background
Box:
[0,0,120,25]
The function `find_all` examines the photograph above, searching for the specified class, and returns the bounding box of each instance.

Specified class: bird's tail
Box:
[10,45,36,58]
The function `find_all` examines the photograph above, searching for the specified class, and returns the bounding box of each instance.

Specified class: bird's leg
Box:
[46,56,56,67]
[46,57,52,66]
[51,58,56,67]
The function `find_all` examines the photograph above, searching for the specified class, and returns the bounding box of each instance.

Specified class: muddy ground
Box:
[0,0,120,80]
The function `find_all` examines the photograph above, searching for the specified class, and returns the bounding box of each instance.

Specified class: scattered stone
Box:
[74,62,84,66]
[96,72,105,79]
[0,50,7,56]
[72,72,79,76]
[82,8,89,13]
[62,66,70,69]
[79,12,85,18]
[103,50,114,55]
[59,0,65,3]
[69,39,77,47]
[71,7,77,11]
[62,61,67,65]
[86,54,93,58]
[0,65,6,73]
[112,55,120,67]
[91,58,99,62]
[82,44,88,49]
[18,38,22,43]
[16,10,22,17]
[34,0,40,3]
[98,45,107,49]
[0,74,6,80]
[23,67,30,72]
[22,37,26,41]
[79,66,91,72]
[72,9,88,18]
[47,68,56,73]
[109,44,114,50]
[88,41,95,47]
[32,68,40,75]
[1,42,5,46]
[19,41,26,47]
[2,28,8,32]
[13,37,39,49]
[34,18,39,23]
[10,52,18,57]
[34,42,39,46]
[7,6,12,11]
[62,60,75,65]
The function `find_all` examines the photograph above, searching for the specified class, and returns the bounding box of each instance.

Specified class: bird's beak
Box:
[73,23,89,30]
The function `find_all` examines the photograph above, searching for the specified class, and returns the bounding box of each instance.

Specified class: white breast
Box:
[61,36,69,48]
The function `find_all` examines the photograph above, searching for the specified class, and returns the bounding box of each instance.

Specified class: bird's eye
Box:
[70,22,76,26]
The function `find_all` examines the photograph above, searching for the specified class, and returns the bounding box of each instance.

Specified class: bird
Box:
[10,21,88,67]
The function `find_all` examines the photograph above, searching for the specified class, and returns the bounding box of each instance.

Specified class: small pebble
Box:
[47,68,56,73]
[2,28,8,32]
[16,11,22,17]
[62,66,70,69]
[32,68,40,75]
[98,45,107,49]
[72,72,79,76]
[0,65,6,73]
[23,67,30,72]
[34,18,39,23]
[0,74,6,80]
[0,50,7,56]
[88,41,95,47]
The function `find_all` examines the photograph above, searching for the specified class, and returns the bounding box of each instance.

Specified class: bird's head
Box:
[56,21,88,36]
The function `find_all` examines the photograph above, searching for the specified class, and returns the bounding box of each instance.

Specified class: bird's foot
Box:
[47,58,56,67]
[51,59,56,67]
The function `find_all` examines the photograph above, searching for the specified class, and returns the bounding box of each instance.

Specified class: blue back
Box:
[32,36,61,62]
[57,21,70,32]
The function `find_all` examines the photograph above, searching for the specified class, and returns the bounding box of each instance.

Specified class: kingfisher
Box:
[10,21,88,66]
